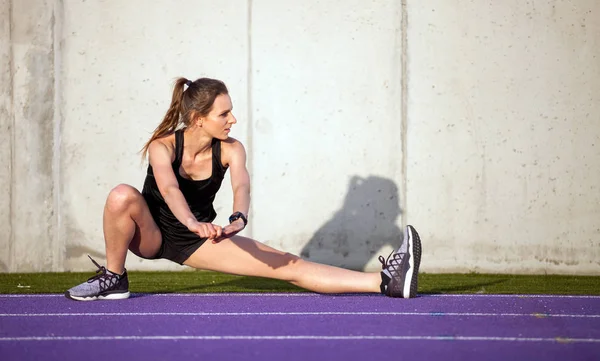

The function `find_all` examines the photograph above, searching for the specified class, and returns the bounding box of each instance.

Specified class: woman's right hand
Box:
[186,220,222,241]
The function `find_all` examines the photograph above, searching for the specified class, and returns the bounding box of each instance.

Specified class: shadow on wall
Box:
[300,175,402,271]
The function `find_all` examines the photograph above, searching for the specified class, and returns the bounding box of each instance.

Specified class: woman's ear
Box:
[190,110,202,127]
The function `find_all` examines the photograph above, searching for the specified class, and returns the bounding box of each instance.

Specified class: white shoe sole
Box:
[66,291,130,301]
[403,226,415,298]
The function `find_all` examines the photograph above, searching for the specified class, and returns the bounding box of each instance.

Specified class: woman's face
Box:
[202,94,236,140]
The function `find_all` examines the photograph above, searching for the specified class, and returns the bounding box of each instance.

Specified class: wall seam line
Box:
[246,0,254,238]
[52,0,64,272]
[8,0,15,272]
[400,0,408,228]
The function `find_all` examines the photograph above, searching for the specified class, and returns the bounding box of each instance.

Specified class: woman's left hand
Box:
[213,219,245,243]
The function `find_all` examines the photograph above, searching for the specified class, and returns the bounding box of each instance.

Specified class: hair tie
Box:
[185,80,193,87]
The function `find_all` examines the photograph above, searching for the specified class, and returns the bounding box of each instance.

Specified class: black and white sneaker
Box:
[65,256,130,301]
[379,225,422,298]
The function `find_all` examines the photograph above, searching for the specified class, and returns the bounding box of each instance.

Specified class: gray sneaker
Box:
[379,225,422,298]
[65,256,130,301]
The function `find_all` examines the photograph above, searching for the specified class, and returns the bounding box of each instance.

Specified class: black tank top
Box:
[142,129,228,243]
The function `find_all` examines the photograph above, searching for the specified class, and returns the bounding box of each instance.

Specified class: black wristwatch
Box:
[229,212,248,227]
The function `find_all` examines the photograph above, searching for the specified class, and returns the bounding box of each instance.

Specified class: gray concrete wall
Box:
[250,0,404,271]
[1,0,599,274]
[407,0,600,274]
[1,0,59,272]
[0,0,12,272]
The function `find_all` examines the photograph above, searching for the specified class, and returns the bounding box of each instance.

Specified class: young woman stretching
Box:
[65,77,422,301]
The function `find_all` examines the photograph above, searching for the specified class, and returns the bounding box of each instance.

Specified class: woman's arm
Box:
[229,140,251,217]
[217,139,250,241]
[148,140,222,240]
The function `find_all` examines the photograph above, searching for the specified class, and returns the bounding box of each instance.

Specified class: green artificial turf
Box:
[0,271,599,295]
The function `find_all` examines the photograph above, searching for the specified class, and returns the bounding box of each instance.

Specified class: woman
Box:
[65,77,422,301]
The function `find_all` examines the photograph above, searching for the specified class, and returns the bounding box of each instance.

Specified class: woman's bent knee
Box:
[106,184,142,213]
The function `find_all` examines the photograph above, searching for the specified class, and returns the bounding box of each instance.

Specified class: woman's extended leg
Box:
[184,235,382,294]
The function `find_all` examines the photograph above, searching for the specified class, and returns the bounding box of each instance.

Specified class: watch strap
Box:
[229,212,247,227]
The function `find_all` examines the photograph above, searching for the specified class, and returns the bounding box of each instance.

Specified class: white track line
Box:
[0,293,315,298]
[427,294,600,299]
[0,335,599,343]
[0,293,599,298]
[151,294,600,299]
[1,312,598,318]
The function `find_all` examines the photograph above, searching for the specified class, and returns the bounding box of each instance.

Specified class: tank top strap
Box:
[173,129,185,168]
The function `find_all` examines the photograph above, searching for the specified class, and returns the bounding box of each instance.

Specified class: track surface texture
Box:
[1,293,598,361]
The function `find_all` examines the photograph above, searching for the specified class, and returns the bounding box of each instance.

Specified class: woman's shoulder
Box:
[152,132,176,147]
[221,137,246,152]
[220,137,246,167]
[147,132,177,159]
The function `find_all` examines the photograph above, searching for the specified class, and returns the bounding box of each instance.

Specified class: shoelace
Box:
[85,255,122,292]
[86,255,110,283]
[378,251,404,277]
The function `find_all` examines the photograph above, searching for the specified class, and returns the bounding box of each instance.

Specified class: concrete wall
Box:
[1,0,598,274]
[250,0,403,270]
[407,0,600,274]
[0,0,11,272]
[1,0,59,272]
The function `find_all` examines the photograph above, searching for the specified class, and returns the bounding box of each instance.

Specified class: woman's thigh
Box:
[112,184,162,259]
[183,235,300,280]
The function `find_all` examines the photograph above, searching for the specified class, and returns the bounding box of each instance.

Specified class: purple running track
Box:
[0,293,598,361]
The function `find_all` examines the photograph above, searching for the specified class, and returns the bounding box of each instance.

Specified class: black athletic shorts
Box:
[141,196,209,265]
[148,235,208,265]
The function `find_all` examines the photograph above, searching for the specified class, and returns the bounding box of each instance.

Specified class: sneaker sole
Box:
[403,225,422,298]
[65,291,130,301]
